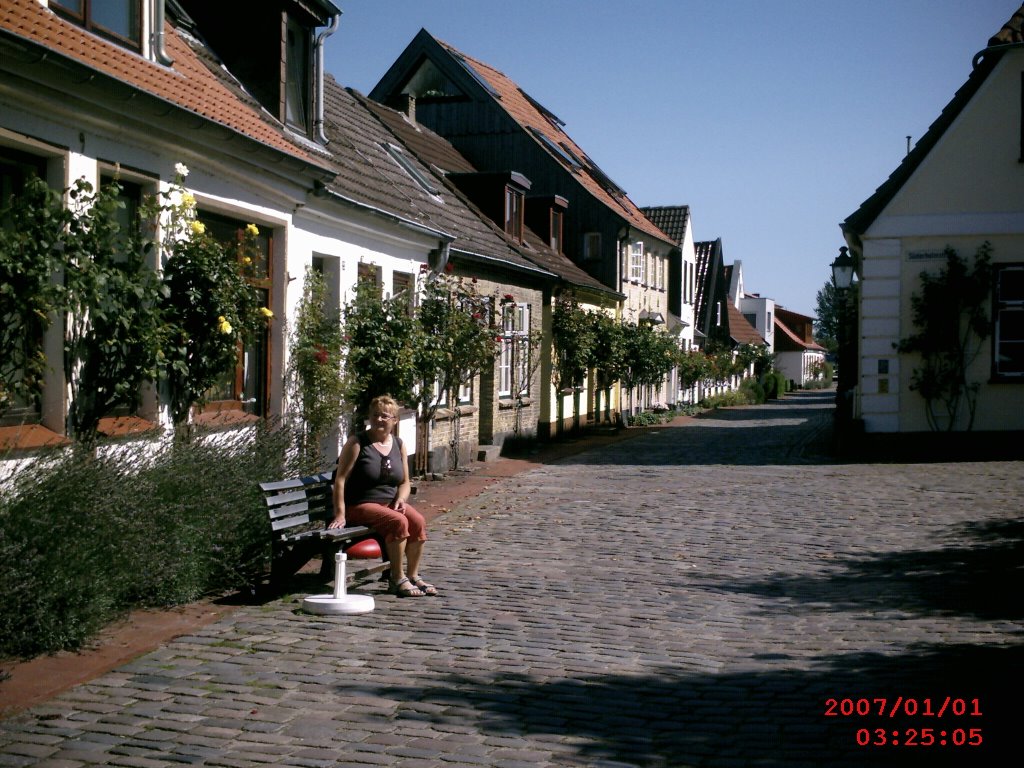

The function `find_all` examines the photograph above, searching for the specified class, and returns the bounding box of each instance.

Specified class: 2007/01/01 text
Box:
[824,696,982,719]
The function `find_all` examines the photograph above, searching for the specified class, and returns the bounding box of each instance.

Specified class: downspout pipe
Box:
[153,0,173,66]
[315,12,341,145]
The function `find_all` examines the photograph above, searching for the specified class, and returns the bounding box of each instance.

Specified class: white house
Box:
[841,4,1024,447]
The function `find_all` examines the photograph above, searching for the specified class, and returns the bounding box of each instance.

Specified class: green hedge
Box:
[0,423,300,659]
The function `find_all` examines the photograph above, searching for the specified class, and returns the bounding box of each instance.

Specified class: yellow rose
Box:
[180,192,195,208]
[190,220,206,236]
[259,307,273,318]
[246,224,260,237]
[219,320,233,335]
[242,256,252,265]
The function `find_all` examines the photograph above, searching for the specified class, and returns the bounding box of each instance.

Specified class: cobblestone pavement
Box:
[2,391,1021,767]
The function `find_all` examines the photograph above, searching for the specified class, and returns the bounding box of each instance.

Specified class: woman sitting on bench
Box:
[329,395,437,597]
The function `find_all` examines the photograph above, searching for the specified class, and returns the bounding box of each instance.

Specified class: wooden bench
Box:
[260,471,389,590]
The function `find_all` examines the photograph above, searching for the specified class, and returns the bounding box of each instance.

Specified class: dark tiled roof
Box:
[431,35,674,247]
[323,80,551,277]
[0,0,324,167]
[640,206,690,246]
[990,3,1024,44]
[363,96,618,297]
[844,4,1024,241]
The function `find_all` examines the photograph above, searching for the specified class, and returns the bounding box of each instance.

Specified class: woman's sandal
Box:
[389,576,424,597]
[409,576,438,596]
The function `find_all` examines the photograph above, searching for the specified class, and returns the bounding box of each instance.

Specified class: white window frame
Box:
[629,241,644,283]
[499,302,531,397]
[995,264,1024,378]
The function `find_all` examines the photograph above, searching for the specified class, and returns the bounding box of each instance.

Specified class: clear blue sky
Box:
[326,1,1017,317]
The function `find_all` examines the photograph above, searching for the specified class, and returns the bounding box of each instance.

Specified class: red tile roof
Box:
[726,302,764,346]
[774,315,825,352]
[433,37,674,246]
[0,0,325,167]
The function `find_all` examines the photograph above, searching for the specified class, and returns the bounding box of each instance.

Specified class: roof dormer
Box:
[49,0,148,56]
[174,0,340,140]
[449,171,532,244]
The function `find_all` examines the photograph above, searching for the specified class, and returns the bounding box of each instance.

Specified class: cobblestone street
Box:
[1,390,1021,767]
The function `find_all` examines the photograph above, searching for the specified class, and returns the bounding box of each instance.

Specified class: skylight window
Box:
[451,52,500,99]
[381,142,441,197]
[530,127,582,171]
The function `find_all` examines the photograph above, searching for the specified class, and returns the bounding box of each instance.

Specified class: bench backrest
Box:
[260,471,334,539]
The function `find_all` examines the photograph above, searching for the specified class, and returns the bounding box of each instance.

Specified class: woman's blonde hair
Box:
[368,394,399,418]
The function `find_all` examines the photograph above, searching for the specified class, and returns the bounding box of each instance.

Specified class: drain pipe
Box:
[315,12,341,145]
[153,0,173,66]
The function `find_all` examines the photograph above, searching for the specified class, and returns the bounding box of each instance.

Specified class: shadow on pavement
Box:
[693,518,1024,623]
[347,642,1018,767]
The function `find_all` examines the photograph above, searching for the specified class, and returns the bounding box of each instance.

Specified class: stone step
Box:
[476,444,503,462]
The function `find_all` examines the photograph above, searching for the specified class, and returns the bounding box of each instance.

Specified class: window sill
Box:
[192,407,260,429]
[433,405,479,421]
[498,397,532,410]
[97,415,161,439]
[0,424,70,453]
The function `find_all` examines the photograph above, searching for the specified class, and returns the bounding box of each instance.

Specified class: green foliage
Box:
[762,371,788,399]
[342,279,416,419]
[734,342,773,378]
[412,269,498,418]
[620,321,677,389]
[551,295,595,390]
[154,173,267,426]
[62,179,167,443]
[286,267,345,471]
[676,348,714,391]
[0,166,267,437]
[701,388,758,409]
[0,176,64,415]
[0,423,297,659]
[588,311,625,390]
[739,375,766,404]
[814,279,840,353]
[897,243,993,431]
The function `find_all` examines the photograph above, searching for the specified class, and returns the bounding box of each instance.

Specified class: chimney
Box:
[395,93,416,122]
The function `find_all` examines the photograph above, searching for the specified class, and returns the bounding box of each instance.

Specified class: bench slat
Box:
[260,472,333,492]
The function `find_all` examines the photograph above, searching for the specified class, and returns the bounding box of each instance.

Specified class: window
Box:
[994,264,1024,378]
[357,262,382,296]
[51,0,141,49]
[392,270,414,315]
[101,175,142,262]
[1,149,48,426]
[284,16,311,133]
[504,185,524,242]
[382,143,440,197]
[583,232,601,261]
[200,211,272,416]
[550,208,563,253]
[629,242,644,283]
[499,302,531,398]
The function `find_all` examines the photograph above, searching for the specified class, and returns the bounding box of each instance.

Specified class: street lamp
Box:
[830,246,855,428]
[831,246,855,292]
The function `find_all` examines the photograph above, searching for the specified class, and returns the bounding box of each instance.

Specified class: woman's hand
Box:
[327,516,346,529]
[390,498,407,513]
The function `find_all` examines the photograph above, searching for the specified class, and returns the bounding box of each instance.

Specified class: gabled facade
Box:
[361,93,623,443]
[0,0,588,471]
[641,205,699,404]
[841,5,1024,438]
[774,307,826,388]
[693,239,731,347]
[0,0,343,451]
[727,261,774,352]
[369,29,679,417]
